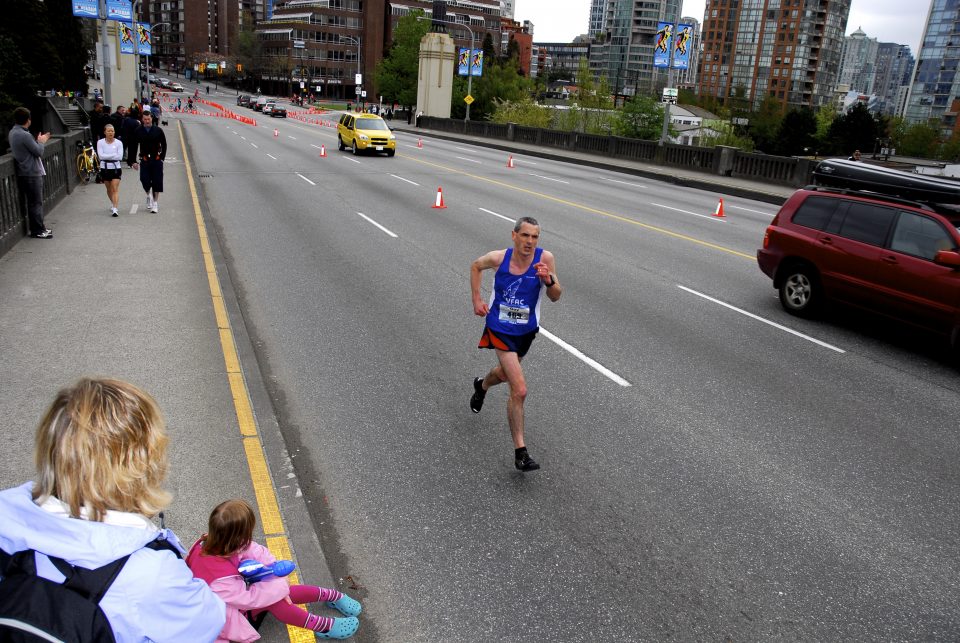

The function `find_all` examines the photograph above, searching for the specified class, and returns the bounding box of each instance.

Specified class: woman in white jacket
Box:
[97,124,124,216]
[0,378,225,641]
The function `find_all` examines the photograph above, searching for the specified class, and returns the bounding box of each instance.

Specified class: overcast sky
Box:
[516,0,928,54]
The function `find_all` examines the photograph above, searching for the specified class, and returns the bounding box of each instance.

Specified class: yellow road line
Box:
[400,154,756,260]
[178,122,306,642]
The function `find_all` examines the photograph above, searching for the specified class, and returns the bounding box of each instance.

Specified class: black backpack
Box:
[0,538,180,642]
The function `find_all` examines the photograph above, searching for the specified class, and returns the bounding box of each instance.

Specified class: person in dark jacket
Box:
[110,105,127,135]
[89,101,108,141]
[8,107,52,238]
[127,111,167,214]
[120,109,140,144]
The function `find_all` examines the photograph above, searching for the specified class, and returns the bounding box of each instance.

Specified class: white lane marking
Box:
[267,154,277,160]
[455,146,473,152]
[288,135,297,140]
[604,178,647,188]
[310,144,322,149]
[650,202,727,223]
[297,173,316,186]
[529,173,569,184]
[251,143,259,149]
[407,144,421,149]
[391,174,419,186]
[677,285,846,353]
[356,212,398,238]
[343,156,361,164]
[240,136,247,140]
[232,131,238,135]
[456,156,482,164]
[521,160,538,165]
[729,204,776,215]
[130,203,138,215]
[539,328,632,387]
[479,207,514,223]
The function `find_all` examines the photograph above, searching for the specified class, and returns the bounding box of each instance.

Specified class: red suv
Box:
[758,177,960,349]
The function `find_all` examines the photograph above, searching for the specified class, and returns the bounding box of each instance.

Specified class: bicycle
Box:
[75,140,100,183]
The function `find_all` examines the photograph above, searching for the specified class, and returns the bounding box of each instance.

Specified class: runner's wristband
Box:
[546,275,555,287]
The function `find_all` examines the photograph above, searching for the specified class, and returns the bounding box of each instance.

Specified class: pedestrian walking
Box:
[8,107,52,239]
[96,124,124,217]
[469,217,561,471]
[186,499,361,641]
[150,98,162,122]
[128,111,167,214]
[89,101,108,141]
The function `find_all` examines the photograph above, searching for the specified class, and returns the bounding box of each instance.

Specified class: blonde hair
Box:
[202,499,256,556]
[33,378,171,521]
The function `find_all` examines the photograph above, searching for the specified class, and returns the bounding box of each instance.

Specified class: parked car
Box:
[757,160,960,351]
[170,83,184,92]
[237,95,251,107]
[262,102,275,115]
[337,113,396,156]
[269,104,286,118]
[159,78,171,88]
[253,96,269,111]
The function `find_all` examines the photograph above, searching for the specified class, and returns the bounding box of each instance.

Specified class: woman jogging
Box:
[97,123,124,217]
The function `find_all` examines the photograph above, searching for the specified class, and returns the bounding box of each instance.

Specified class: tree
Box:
[613,95,668,140]
[749,95,784,153]
[235,11,263,92]
[897,121,940,158]
[462,55,532,120]
[489,97,552,128]
[813,106,836,156]
[774,107,816,156]
[374,10,429,110]
[826,103,879,157]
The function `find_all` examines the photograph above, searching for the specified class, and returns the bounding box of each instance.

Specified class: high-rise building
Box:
[145,0,241,74]
[838,27,878,94]
[904,0,960,128]
[254,0,501,101]
[697,0,852,111]
[589,0,682,98]
[873,42,914,116]
[588,0,606,38]
[500,0,515,20]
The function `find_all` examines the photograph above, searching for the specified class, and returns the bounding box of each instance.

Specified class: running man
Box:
[470,217,561,472]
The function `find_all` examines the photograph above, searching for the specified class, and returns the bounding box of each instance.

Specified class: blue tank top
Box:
[486,247,544,335]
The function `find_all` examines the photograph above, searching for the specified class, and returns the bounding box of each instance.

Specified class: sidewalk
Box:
[0,121,326,642]
[392,123,798,205]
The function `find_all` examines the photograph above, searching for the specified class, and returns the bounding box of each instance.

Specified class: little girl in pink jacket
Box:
[187,499,361,641]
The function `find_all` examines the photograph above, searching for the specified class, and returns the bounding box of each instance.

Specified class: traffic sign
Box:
[464,95,474,105]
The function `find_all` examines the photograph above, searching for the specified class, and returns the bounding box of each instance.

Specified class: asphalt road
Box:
[180,99,960,642]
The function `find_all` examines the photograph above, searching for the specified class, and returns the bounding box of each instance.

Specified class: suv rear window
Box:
[836,202,897,247]
[791,196,840,231]
[890,211,954,260]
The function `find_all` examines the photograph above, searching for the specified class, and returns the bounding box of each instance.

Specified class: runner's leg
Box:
[495,349,527,449]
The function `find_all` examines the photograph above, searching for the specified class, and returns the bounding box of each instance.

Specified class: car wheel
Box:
[387,149,395,157]
[778,264,821,317]
[352,141,359,156]
[338,136,345,151]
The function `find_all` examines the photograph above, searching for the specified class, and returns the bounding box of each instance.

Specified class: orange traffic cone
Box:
[713,198,725,218]
[432,187,447,209]
[319,145,327,158]
[417,138,423,149]
[274,128,278,137]
[506,155,515,168]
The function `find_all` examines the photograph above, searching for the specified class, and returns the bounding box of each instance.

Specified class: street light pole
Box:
[416,16,475,121]
[340,35,361,106]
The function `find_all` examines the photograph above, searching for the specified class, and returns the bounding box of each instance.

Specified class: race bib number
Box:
[498,304,529,324]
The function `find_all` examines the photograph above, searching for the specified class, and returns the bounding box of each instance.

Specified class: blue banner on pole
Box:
[72,0,99,19]
[106,0,133,22]
[458,48,470,76]
[672,24,693,69]
[136,22,152,55]
[470,49,483,77]
[654,22,673,68]
[119,21,137,54]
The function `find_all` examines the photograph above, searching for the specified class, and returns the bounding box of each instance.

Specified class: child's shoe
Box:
[327,594,362,617]
[315,617,359,640]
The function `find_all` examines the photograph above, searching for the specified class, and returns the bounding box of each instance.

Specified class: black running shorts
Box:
[478,326,538,358]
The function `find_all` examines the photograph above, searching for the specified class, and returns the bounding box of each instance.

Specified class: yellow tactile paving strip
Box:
[178,122,307,642]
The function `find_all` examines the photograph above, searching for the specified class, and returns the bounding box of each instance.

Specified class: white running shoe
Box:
[145,193,153,210]
[111,207,119,217]
[150,204,159,214]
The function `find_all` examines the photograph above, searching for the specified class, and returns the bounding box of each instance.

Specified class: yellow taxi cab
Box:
[337,113,397,156]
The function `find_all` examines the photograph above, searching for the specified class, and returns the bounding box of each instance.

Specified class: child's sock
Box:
[304,614,335,633]
[317,588,342,602]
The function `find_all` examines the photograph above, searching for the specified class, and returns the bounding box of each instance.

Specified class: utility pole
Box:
[99,0,112,106]
[659,25,677,146]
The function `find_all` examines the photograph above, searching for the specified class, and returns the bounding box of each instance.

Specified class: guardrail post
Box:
[715,145,737,177]
[507,122,515,142]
